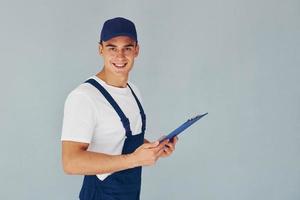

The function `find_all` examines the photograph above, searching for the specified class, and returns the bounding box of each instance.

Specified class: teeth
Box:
[113,63,126,68]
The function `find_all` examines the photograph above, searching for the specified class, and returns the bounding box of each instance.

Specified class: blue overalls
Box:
[79,79,146,200]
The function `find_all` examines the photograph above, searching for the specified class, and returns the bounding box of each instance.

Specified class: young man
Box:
[61,17,178,200]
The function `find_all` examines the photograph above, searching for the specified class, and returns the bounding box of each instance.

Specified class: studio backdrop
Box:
[0,0,299,199]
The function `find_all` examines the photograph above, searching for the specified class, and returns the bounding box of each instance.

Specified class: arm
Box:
[62,140,169,175]
[62,141,134,175]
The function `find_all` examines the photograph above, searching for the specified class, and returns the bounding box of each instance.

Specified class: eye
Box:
[109,47,117,51]
[125,47,133,52]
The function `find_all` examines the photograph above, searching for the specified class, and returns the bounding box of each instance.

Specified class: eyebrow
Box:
[105,44,135,48]
[124,44,135,47]
[105,44,117,47]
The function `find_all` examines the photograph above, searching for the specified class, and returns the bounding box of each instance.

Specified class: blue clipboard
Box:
[159,112,208,142]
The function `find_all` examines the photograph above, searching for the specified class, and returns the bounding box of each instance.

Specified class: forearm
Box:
[63,138,155,175]
[63,150,137,175]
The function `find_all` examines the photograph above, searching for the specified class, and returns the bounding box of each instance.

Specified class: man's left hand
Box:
[159,136,178,158]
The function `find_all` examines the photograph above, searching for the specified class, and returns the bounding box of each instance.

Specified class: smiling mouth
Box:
[112,63,127,68]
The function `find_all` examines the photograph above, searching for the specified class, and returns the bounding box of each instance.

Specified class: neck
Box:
[96,69,128,88]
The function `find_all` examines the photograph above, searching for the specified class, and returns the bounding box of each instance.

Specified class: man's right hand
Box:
[131,140,169,167]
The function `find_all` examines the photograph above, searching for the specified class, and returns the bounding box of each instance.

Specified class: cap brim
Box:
[102,32,137,42]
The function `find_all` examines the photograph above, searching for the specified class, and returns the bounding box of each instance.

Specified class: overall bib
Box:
[79,79,146,200]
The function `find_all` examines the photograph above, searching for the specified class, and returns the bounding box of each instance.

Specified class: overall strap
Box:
[127,84,146,133]
[85,79,132,137]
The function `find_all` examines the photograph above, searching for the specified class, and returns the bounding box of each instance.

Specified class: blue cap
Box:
[100,17,137,43]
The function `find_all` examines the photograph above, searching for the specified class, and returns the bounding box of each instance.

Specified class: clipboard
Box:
[159,112,208,142]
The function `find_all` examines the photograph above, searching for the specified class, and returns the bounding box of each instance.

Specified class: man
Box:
[61,17,178,200]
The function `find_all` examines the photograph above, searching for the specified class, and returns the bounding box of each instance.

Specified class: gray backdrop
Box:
[1,0,299,199]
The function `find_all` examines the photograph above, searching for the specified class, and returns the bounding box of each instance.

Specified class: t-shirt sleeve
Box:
[61,91,96,143]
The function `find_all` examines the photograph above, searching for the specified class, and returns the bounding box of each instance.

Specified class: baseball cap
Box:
[100,17,137,43]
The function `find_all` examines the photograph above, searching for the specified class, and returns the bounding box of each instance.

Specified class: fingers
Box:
[151,140,169,156]
[141,137,178,161]
[164,143,175,151]
[164,136,178,151]
[173,136,178,145]
[158,139,169,149]
[163,142,174,155]
[157,147,166,157]
[160,137,178,157]
[143,141,159,148]
[169,136,178,144]
[163,146,172,156]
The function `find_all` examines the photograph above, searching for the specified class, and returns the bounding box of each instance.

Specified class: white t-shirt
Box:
[61,75,144,180]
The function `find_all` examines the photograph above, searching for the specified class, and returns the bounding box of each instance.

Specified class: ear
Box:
[98,43,103,55]
[134,43,140,58]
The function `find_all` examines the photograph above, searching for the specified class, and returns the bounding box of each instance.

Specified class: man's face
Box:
[99,36,139,77]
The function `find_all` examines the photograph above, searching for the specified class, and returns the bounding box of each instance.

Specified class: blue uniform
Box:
[79,79,146,200]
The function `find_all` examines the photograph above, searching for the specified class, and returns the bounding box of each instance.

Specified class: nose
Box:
[115,49,125,58]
